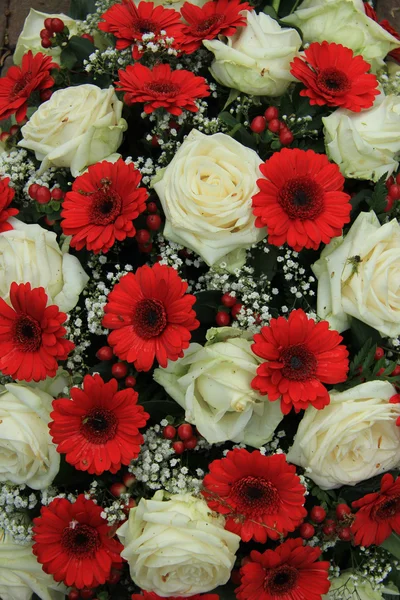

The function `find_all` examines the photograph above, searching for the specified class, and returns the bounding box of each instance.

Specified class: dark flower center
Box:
[373,496,400,522]
[231,476,280,516]
[317,67,351,96]
[264,565,299,595]
[89,182,122,226]
[195,14,226,34]
[133,298,167,339]
[134,18,159,35]
[12,72,32,96]
[12,314,42,352]
[281,344,318,381]
[279,176,324,221]
[61,522,101,557]
[145,80,180,96]
[81,408,118,444]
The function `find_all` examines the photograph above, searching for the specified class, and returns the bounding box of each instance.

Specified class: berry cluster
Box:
[28,183,65,205]
[40,17,67,49]
[298,503,354,543]
[163,422,199,454]
[96,345,137,386]
[385,173,400,212]
[0,124,22,145]
[250,105,294,146]
[136,200,163,253]
[215,292,243,326]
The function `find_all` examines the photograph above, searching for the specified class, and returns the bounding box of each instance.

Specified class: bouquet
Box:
[0,0,400,598]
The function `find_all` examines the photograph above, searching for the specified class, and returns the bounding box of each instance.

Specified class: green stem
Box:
[272,0,281,14]
[289,0,301,13]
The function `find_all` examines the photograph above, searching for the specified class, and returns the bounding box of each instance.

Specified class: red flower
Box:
[364,3,400,62]
[0,51,57,123]
[61,159,148,254]
[33,494,123,589]
[351,473,400,547]
[252,148,351,251]
[0,177,18,232]
[0,282,74,382]
[236,538,330,600]
[180,0,250,54]
[202,449,307,543]
[49,374,149,475]
[102,263,199,372]
[132,593,219,600]
[116,63,210,116]
[251,309,349,415]
[99,0,183,59]
[290,42,379,111]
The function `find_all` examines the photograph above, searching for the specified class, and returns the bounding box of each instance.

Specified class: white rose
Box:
[153,129,266,266]
[0,530,66,600]
[287,381,400,490]
[0,383,60,490]
[312,211,400,337]
[283,0,400,72]
[323,570,399,599]
[203,11,301,96]
[19,85,127,177]
[14,9,78,65]
[117,490,240,597]
[323,95,400,181]
[0,218,88,313]
[154,327,283,446]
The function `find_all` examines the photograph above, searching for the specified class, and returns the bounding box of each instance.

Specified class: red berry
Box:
[122,497,136,514]
[44,217,55,226]
[163,425,177,440]
[151,135,159,147]
[391,365,400,376]
[396,173,400,185]
[96,345,113,361]
[40,27,51,39]
[172,441,185,454]
[122,472,136,487]
[0,132,10,143]
[216,311,231,326]
[112,362,128,379]
[146,214,162,231]
[41,37,53,48]
[110,482,127,497]
[36,186,51,205]
[44,17,54,30]
[390,393,400,404]
[80,589,95,600]
[377,367,385,376]
[388,184,400,200]
[299,523,315,539]
[338,527,352,542]
[178,423,194,441]
[184,436,198,450]
[221,293,237,308]
[280,129,294,146]
[147,201,158,213]
[125,375,136,388]
[250,116,266,134]
[108,570,121,585]
[374,347,384,360]
[28,183,40,199]
[68,591,80,600]
[51,187,64,200]
[138,242,153,253]
[136,229,151,244]
[309,506,326,524]
[385,196,395,213]
[9,125,19,136]
[268,118,280,133]
[264,106,279,121]
[231,303,243,319]
[386,175,395,188]
[40,89,53,102]
[336,503,351,521]
[81,33,94,43]
[51,18,65,33]
[322,519,336,536]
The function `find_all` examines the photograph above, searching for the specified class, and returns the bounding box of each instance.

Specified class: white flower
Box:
[0,383,60,490]
[322,94,400,181]
[19,85,127,177]
[0,218,88,313]
[323,570,399,599]
[312,211,400,337]
[203,11,301,96]
[153,129,266,266]
[117,490,240,597]
[0,530,66,600]
[154,327,283,446]
[283,0,400,72]
[14,9,78,65]
[287,381,400,490]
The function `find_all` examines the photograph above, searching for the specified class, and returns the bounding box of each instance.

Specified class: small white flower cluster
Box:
[358,545,397,588]
[65,306,91,374]
[0,148,36,200]
[133,155,156,187]
[40,487,76,506]
[78,0,114,35]
[0,484,37,544]
[378,67,400,96]
[137,31,178,57]
[84,47,132,77]
[277,245,316,305]
[175,48,212,76]
[156,234,184,271]
[100,500,126,526]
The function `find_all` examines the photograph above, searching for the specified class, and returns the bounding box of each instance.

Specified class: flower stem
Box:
[272,0,281,14]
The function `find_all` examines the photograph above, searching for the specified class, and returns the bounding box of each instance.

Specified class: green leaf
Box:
[67,35,96,63]
[350,318,381,351]
[382,533,400,560]
[69,0,97,19]
[309,483,337,509]
[218,111,239,129]
[223,89,240,110]
[367,174,389,217]
[60,46,77,70]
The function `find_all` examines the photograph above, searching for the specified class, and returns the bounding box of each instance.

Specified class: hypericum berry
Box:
[299,523,315,539]
[374,347,385,360]
[147,201,158,213]
[396,173,400,185]
[309,506,326,524]
[377,367,385,376]
[68,590,80,600]
[268,118,280,133]
[184,436,198,450]
[264,106,279,122]
[40,89,53,102]
[221,293,237,308]
[9,125,19,136]
[391,365,400,376]
[44,17,54,31]
[172,441,185,455]
[0,132,10,143]
[385,196,395,213]
[44,217,55,226]
[177,423,194,441]
[146,214,162,231]
[322,519,336,536]
[280,129,294,146]
[41,37,53,49]
[122,472,136,487]
[250,116,266,134]
[336,503,351,521]
[163,425,177,440]
[125,375,136,388]
[390,393,400,404]
[151,135,159,147]
[40,27,51,39]
[338,527,352,542]
[28,183,40,199]
[110,482,127,497]
[136,229,151,244]
[36,186,51,205]
[107,569,122,585]
[388,184,400,200]
[111,362,128,379]
[96,345,114,361]
[51,18,65,33]
[216,311,231,326]
[81,33,94,43]
[231,303,243,319]
[138,242,153,253]
[386,175,394,188]
[51,187,64,200]
[80,589,95,600]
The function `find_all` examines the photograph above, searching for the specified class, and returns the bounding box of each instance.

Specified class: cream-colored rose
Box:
[323,570,399,599]
[283,0,400,72]
[0,530,66,600]
[153,129,266,266]
[117,490,240,597]
[19,85,127,177]
[203,11,301,96]
[323,95,400,181]
[0,218,88,313]
[14,9,78,66]
[154,327,283,446]
[0,383,60,490]
[312,211,400,337]
[287,381,400,490]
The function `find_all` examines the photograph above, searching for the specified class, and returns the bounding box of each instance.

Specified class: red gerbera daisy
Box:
[116,63,210,116]
[236,538,330,600]
[132,593,219,600]
[32,494,123,590]
[180,0,250,54]
[99,0,183,59]
[252,148,352,251]
[102,263,199,372]
[251,309,349,415]
[0,177,18,232]
[351,473,400,547]
[0,282,74,382]
[49,374,149,475]
[0,51,58,123]
[364,3,400,62]
[202,449,307,543]
[61,159,148,254]
[290,41,379,111]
